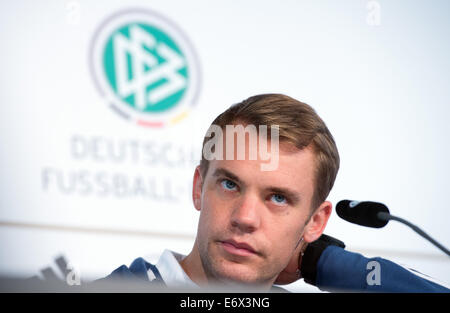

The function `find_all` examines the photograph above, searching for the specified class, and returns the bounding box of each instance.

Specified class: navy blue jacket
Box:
[315,246,448,292]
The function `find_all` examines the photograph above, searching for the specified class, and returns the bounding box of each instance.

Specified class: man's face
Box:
[193,139,318,286]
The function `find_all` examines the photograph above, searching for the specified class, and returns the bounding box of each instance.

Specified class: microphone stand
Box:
[377,212,450,257]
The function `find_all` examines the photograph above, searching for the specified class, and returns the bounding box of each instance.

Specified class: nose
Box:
[230,192,261,233]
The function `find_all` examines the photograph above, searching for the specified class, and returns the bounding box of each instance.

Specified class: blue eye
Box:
[271,194,287,205]
[221,179,237,191]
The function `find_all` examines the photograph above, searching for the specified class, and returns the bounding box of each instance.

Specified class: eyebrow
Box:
[212,167,301,205]
[212,168,243,185]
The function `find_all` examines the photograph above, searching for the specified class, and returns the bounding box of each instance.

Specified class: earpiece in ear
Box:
[294,236,304,250]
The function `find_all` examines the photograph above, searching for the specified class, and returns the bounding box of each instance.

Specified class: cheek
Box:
[198,192,229,232]
[267,219,305,257]
[270,232,298,256]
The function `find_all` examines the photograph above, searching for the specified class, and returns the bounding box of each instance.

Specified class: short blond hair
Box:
[199,94,340,210]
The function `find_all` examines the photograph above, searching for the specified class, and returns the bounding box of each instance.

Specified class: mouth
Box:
[220,239,258,257]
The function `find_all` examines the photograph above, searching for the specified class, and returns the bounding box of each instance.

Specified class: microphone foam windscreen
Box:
[336,200,389,228]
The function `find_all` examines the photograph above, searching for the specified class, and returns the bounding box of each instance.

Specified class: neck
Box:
[179,240,209,286]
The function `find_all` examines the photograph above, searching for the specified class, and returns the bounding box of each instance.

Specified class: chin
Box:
[200,242,274,286]
[212,262,270,286]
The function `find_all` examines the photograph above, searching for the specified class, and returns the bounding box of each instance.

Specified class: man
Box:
[102,94,449,292]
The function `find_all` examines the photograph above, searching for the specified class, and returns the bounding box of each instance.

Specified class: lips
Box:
[220,239,257,257]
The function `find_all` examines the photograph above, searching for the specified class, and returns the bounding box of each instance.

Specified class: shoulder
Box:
[98,257,164,284]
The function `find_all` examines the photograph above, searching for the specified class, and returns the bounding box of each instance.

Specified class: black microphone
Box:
[336,200,389,228]
[336,199,450,257]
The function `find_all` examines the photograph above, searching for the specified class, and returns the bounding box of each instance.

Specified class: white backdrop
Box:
[0,0,449,292]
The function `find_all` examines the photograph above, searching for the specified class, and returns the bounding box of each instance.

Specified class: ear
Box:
[192,165,203,211]
[302,201,332,243]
